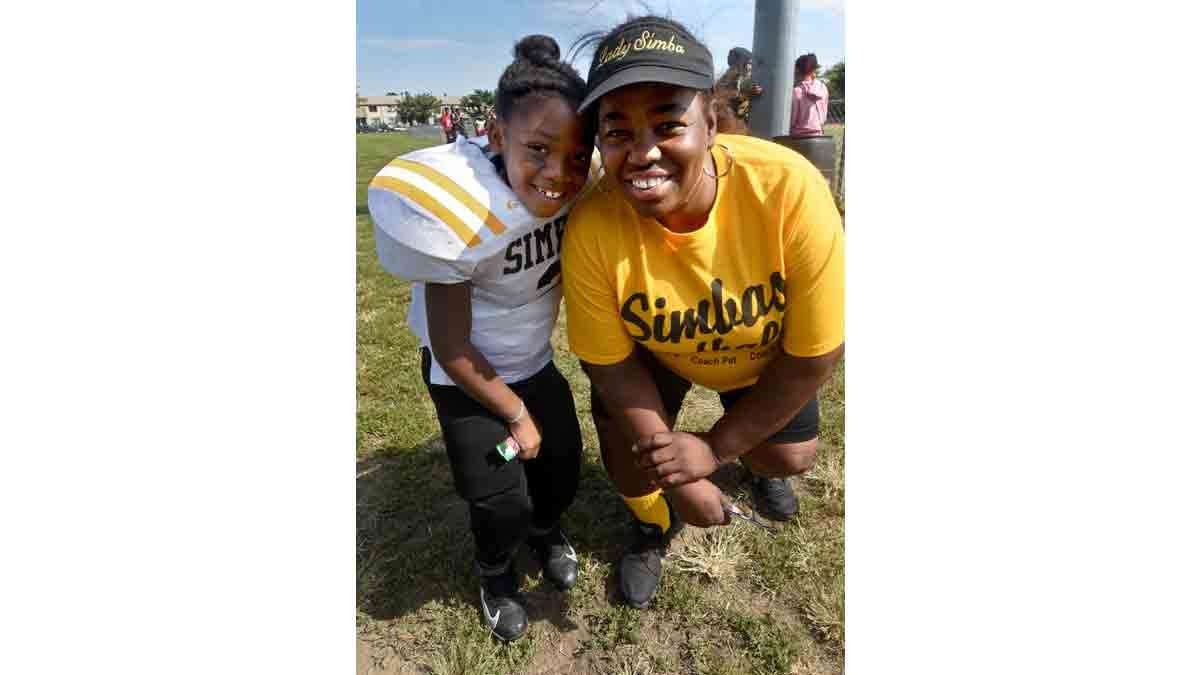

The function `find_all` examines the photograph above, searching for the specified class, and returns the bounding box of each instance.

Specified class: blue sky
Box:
[357,0,843,97]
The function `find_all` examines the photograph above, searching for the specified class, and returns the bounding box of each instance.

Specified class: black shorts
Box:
[590,347,820,444]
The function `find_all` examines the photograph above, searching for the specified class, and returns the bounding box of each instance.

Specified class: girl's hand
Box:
[509,414,542,460]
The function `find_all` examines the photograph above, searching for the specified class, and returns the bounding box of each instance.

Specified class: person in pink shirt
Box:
[789,53,828,137]
[440,108,455,143]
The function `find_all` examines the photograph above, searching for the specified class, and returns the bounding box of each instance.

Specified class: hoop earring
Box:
[703,143,734,179]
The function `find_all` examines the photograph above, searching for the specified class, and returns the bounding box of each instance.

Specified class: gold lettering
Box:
[597,38,631,67]
[603,31,688,64]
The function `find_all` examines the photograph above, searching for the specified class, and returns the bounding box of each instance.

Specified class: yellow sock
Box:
[622,490,671,532]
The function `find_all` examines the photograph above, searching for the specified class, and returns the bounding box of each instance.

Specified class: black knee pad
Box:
[470,488,532,525]
[441,415,523,501]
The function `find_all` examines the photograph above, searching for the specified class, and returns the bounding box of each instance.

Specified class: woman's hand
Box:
[509,413,543,460]
[634,431,722,488]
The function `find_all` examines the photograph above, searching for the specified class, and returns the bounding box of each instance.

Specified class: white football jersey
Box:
[368,135,591,386]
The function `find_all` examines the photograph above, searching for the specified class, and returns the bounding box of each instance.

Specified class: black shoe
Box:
[528,525,579,591]
[749,475,798,521]
[619,514,678,609]
[477,561,528,642]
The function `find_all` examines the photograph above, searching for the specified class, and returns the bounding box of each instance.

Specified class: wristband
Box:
[506,401,526,425]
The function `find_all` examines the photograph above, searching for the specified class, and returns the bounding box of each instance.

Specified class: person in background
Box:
[451,110,473,141]
[440,108,455,143]
[790,53,828,137]
[482,107,498,137]
[368,35,595,642]
[564,16,844,609]
[715,47,763,135]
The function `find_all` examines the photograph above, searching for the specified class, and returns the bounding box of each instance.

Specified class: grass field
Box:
[357,133,846,675]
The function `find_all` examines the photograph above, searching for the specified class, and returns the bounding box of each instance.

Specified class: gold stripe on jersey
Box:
[369,175,482,248]
[388,158,507,236]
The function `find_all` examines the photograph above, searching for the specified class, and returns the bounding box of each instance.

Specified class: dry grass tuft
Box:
[669,524,748,584]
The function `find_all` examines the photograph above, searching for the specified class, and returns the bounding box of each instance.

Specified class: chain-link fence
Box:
[828,99,844,125]
[828,100,844,213]
[836,128,844,213]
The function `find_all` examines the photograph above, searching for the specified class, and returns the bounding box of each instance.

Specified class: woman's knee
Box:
[743,438,819,478]
[667,483,728,528]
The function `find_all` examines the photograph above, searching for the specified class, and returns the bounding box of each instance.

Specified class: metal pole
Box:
[749,0,803,139]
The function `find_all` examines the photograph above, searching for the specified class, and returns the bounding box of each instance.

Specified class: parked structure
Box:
[359,95,402,128]
[357,94,468,129]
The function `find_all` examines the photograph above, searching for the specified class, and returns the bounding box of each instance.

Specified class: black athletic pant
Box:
[421,348,582,567]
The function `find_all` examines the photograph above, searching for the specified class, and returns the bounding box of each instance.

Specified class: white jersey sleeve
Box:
[367,138,501,284]
[370,188,477,283]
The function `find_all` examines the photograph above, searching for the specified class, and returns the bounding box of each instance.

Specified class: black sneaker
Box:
[527,526,579,591]
[476,561,528,642]
[618,509,680,609]
[749,475,798,521]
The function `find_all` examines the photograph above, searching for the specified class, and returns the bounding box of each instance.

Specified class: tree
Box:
[412,93,440,124]
[821,61,845,101]
[462,89,496,118]
[397,92,441,125]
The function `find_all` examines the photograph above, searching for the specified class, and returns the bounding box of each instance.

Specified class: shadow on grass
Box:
[356,438,633,631]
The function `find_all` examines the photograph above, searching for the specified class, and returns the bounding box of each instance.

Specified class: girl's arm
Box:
[425,282,542,458]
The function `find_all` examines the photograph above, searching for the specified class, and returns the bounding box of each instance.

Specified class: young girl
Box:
[368,35,594,642]
[790,53,829,137]
[565,17,844,609]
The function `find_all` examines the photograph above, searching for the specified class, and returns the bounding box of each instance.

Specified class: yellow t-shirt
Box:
[562,133,844,392]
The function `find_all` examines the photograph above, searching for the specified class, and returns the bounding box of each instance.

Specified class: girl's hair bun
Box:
[514,34,560,65]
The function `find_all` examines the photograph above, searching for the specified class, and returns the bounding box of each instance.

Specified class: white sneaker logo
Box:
[563,543,578,563]
[480,588,500,629]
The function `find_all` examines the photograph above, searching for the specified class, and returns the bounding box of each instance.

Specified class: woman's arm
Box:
[582,354,673,443]
[425,282,542,458]
[708,346,842,460]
